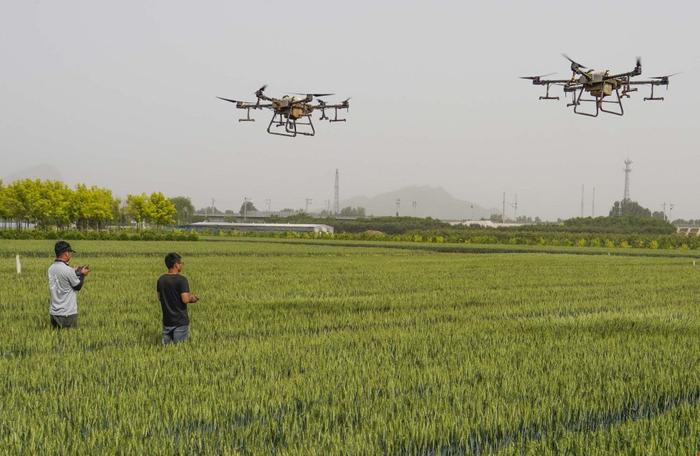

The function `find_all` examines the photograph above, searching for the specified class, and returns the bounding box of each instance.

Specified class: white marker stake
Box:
[16,254,21,274]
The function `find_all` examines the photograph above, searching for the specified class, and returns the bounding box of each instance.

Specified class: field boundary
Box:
[202,237,700,259]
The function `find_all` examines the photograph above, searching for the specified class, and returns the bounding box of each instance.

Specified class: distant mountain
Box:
[340,185,497,220]
[3,164,63,183]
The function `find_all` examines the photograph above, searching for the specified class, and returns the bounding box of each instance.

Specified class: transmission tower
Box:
[510,194,518,220]
[623,159,632,201]
[502,192,506,222]
[333,169,340,215]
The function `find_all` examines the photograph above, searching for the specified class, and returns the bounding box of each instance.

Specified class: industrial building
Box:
[187,221,334,234]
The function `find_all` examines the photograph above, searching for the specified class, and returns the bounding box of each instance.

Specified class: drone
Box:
[217,85,350,137]
[522,55,678,117]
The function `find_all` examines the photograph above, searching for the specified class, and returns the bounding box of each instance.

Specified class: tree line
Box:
[0,179,192,230]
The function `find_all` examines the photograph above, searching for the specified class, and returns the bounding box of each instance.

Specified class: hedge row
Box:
[0,229,198,241]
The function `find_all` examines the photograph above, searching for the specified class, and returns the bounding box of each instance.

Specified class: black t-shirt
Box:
[157,274,190,326]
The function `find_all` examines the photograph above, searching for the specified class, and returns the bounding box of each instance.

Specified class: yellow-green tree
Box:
[147,192,176,226]
[71,184,115,229]
[126,193,149,230]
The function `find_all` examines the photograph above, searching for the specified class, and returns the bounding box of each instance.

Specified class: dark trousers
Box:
[50,314,78,328]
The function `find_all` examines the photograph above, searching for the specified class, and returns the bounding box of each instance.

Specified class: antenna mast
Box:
[623,159,632,201]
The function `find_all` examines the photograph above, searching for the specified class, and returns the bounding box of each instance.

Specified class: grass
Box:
[1,239,698,454]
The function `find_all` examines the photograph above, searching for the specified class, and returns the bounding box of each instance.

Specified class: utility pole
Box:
[670,203,675,222]
[305,198,312,214]
[265,198,271,215]
[502,192,506,223]
[395,198,401,217]
[580,184,585,218]
[591,186,595,217]
[662,202,675,221]
[412,200,417,216]
[623,158,632,201]
[510,194,518,221]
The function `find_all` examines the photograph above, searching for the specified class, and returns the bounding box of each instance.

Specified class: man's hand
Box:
[181,292,200,304]
[76,265,91,276]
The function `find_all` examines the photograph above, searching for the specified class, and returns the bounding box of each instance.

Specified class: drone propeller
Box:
[651,72,681,80]
[519,73,556,80]
[254,84,267,100]
[652,73,681,88]
[290,92,335,98]
[216,96,239,104]
[562,54,587,71]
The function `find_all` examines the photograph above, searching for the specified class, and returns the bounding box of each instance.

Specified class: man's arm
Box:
[72,266,91,291]
[180,292,199,304]
[178,276,198,304]
[65,266,88,291]
[72,272,85,291]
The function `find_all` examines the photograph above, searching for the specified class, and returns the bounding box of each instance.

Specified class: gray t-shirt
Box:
[48,261,82,316]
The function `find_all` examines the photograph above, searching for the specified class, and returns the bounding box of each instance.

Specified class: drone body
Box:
[522,55,677,117]
[217,86,350,137]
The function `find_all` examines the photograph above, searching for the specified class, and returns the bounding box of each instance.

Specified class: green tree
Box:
[126,193,149,229]
[240,200,258,215]
[170,196,195,225]
[7,179,38,229]
[70,184,114,230]
[112,198,130,227]
[0,181,9,226]
[40,180,73,228]
[609,200,652,217]
[339,206,366,217]
[147,192,177,226]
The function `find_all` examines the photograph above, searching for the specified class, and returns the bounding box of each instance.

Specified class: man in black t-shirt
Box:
[157,252,199,344]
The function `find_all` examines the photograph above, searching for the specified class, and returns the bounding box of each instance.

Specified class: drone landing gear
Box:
[266,113,315,137]
[238,107,255,122]
[329,107,347,123]
[539,83,560,100]
[567,87,624,117]
[644,84,664,101]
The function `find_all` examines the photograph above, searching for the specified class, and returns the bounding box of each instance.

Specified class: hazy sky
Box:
[2,0,699,220]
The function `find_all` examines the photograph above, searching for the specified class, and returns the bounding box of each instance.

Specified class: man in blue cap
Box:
[47,240,90,328]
